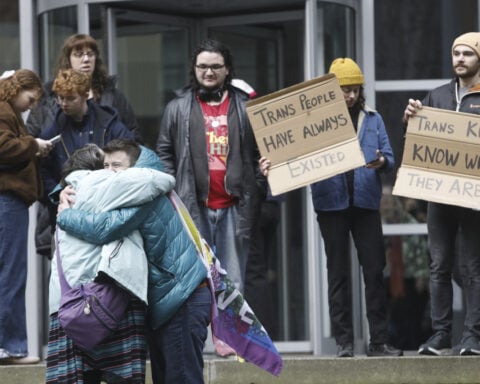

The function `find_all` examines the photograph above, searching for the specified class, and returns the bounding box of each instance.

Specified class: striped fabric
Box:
[46,300,147,384]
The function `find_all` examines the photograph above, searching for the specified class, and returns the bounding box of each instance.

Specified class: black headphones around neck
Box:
[197,87,224,102]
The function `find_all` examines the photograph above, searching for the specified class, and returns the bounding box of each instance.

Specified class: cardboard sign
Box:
[246,74,365,195]
[393,106,480,209]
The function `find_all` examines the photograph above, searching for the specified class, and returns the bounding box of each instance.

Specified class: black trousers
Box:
[245,201,281,340]
[316,206,388,345]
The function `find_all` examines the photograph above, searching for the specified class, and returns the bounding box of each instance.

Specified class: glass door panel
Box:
[208,15,308,344]
[38,6,77,80]
[100,10,191,148]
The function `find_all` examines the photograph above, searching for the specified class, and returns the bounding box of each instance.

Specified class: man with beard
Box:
[403,32,480,356]
[156,39,263,357]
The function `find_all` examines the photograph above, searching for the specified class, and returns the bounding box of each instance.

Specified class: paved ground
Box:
[2,352,480,384]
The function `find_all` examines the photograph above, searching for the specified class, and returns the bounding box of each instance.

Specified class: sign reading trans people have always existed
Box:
[246,74,365,196]
[393,106,480,209]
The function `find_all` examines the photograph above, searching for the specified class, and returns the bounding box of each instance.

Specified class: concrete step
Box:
[2,353,480,383]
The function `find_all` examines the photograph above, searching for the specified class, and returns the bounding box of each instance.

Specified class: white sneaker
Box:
[0,356,40,365]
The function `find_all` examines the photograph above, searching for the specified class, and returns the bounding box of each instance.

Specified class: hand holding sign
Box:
[246,74,365,195]
[394,106,480,209]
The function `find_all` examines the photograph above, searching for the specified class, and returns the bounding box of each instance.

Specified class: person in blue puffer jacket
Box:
[310,58,401,358]
[56,139,210,384]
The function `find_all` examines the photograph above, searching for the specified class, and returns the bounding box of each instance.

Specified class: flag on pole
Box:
[169,191,283,376]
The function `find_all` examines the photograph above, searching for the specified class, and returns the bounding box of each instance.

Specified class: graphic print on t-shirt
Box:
[200,96,235,208]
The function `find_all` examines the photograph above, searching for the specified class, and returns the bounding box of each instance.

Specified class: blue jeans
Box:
[427,202,480,339]
[0,193,28,358]
[147,285,211,384]
[198,205,248,293]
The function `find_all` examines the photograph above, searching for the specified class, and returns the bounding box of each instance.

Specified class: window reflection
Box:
[375,0,477,80]
[383,232,431,350]
[318,2,356,70]
[0,0,20,70]
[39,6,77,80]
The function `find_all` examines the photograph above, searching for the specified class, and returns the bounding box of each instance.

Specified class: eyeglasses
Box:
[195,64,225,72]
[71,50,95,59]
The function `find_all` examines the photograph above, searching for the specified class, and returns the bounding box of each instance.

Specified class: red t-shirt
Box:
[200,96,237,209]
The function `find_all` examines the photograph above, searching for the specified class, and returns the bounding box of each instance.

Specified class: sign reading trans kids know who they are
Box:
[393,106,480,209]
[246,74,365,196]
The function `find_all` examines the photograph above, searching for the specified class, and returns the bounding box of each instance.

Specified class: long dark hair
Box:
[189,39,235,88]
[55,34,109,101]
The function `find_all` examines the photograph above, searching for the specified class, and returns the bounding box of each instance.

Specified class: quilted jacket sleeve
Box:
[56,199,155,244]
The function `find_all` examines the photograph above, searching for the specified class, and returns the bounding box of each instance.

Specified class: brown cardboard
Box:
[246,74,365,195]
[402,134,480,177]
[405,106,480,144]
[393,106,480,209]
[393,166,480,210]
[267,138,365,195]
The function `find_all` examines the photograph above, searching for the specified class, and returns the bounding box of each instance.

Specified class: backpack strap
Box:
[55,228,72,293]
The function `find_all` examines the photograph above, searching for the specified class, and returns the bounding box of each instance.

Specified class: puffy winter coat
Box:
[56,147,208,329]
[50,165,175,314]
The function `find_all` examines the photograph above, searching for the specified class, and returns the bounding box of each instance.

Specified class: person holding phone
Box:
[0,69,52,364]
[26,33,141,261]
[310,58,400,358]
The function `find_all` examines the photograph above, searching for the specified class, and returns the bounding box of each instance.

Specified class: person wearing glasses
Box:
[26,33,140,261]
[38,69,133,216]
[27,33,140,140]
[157,38,264,357]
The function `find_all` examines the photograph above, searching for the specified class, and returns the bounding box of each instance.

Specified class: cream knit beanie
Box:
[452,32,480,58]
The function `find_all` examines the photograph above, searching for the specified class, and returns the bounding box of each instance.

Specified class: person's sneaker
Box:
[367,343,403,357]
[460,336,480,356]
[418,332,451,356]
[336,343,354,358]
[0,356,40,365]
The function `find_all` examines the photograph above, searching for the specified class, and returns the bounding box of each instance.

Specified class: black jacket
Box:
[157,85,265,239]
[422,78,480,114]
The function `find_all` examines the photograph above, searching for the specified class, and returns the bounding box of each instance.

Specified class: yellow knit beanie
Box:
[452,32,480,58]
[328,58,364,86]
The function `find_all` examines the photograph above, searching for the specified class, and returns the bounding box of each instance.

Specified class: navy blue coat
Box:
[39,100,134,197]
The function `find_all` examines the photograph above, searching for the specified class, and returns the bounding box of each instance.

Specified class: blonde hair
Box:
[53,69,91,96]
[0,69,42,102]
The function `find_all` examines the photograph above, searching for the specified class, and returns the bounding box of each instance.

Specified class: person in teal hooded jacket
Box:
[56,139,210,384]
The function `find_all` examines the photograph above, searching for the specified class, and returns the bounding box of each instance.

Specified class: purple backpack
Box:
[55,230,130,351]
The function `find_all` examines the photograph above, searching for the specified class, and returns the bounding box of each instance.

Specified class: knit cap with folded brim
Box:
[452,32,480,58]
[328,58,364,86]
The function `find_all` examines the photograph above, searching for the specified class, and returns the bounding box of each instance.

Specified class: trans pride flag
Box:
[169,191,283,376]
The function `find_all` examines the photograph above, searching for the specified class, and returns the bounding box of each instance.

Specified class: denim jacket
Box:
[311,106,394,211]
